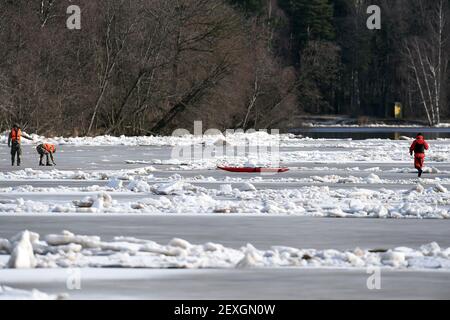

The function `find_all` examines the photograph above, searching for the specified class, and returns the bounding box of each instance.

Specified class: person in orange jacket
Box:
[409,133,429,177]
[7,124,33,166]
[36,143,57,166]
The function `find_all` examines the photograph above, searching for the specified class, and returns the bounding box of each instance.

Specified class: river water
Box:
[289,127,450,139]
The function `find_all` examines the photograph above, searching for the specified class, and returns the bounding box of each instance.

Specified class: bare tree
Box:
[147,0,241,133]
[38,0,58,27]
[87,0,140,135]
[404,0,448,125]
[0,0,299,135]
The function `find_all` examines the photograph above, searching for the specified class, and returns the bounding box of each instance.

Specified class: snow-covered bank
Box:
[301,122,450,128]
[0,230,449,271]
[1,131,290,147]
[4,128,450,148]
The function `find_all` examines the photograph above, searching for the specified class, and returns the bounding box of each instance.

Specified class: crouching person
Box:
[36,143,56,166]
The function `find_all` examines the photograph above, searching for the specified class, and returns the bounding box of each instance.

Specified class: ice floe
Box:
[0,286,65,300]
[7,231,37,269]
[0,231,449,270]
[1,180,450,218]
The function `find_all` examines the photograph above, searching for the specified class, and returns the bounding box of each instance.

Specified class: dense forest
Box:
[0,0,449,135]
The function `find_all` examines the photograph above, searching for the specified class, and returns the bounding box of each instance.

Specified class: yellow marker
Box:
[394,102,402,119]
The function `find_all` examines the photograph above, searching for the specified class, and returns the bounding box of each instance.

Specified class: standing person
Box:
[7,124,33,166]
[36,143,56,166]
[409,133,429,177]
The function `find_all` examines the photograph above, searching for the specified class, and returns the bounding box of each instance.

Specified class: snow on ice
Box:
[0,230,449,270]
[1,133,450,218]
[0,180,449,218]
[1,131,288,147]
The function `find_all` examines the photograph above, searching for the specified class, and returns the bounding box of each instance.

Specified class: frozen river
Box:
[0,216,449,250]
[0,136,450,299]
[1,268,449,299]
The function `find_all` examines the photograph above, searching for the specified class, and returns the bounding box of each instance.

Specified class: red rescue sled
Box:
[217,166,289,173]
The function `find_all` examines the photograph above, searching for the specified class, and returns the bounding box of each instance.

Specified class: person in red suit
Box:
[409,133,429,177]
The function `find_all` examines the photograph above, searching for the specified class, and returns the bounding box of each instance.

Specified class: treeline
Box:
[234,0,450,125]
[0,0,297,135]
[0,0,449,136]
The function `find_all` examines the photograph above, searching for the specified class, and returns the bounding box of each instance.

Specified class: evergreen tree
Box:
[280,0,335,52]
[228,0,265,15]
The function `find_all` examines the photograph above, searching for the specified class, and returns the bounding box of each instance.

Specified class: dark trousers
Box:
[39,153,51,165]
[11,143,22,166]
[36,145,50,165]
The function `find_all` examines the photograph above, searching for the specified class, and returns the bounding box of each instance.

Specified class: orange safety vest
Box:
[10,128,21,143]
[43,143,55,153]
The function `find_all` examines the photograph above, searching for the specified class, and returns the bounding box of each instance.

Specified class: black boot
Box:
[418,169,422,177]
